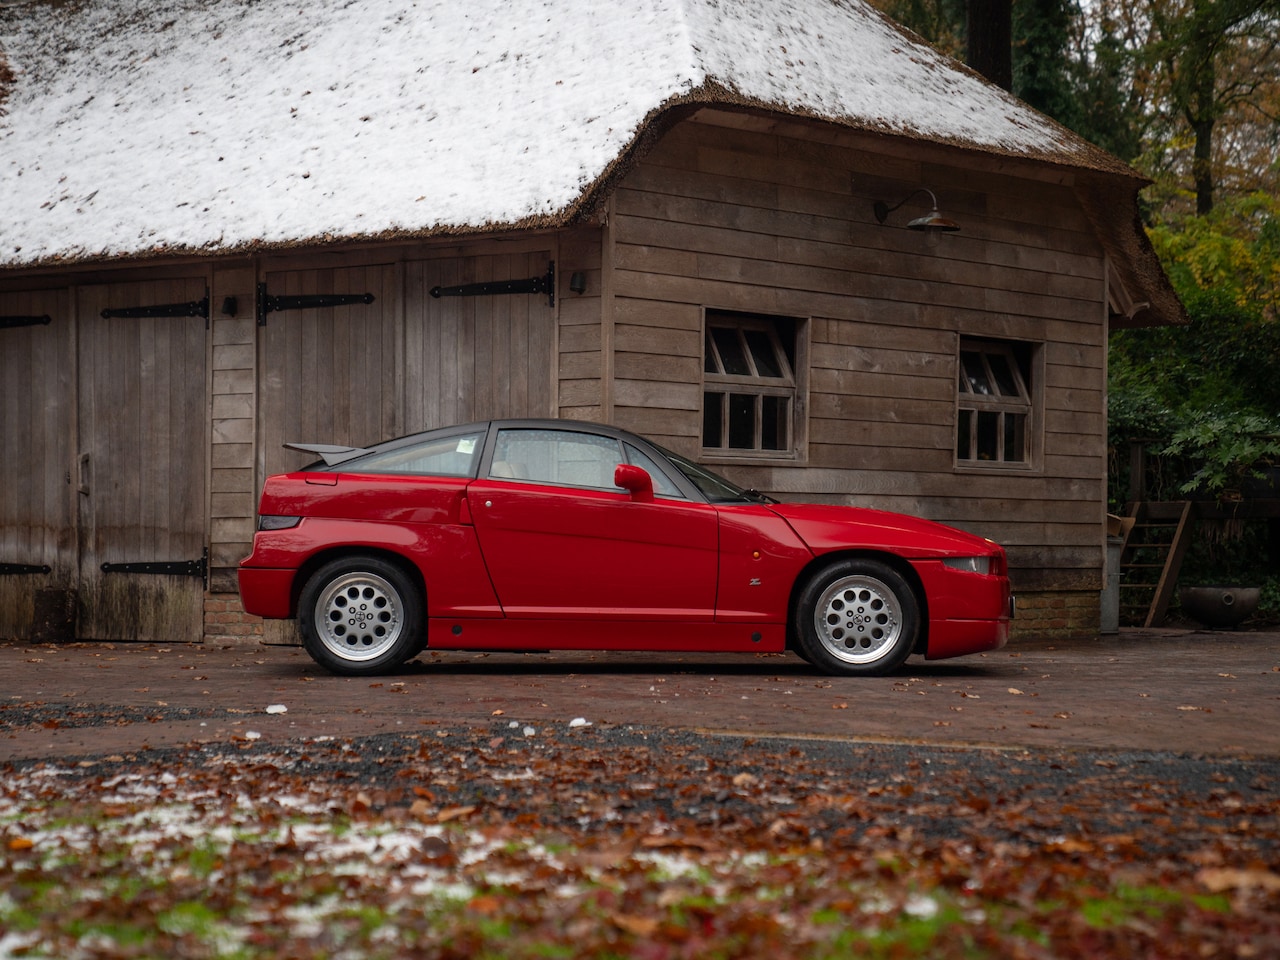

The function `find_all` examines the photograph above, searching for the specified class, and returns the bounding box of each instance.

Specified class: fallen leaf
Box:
[640,834,720,852]
[468,894,503,915]
[8,837,33,851]
[409,799,433,821]
[1047,838,1094,854]
[611,913,659,937]
[1008,688,1025,695]
[437,805,477,823]
[1196,867,1280,893]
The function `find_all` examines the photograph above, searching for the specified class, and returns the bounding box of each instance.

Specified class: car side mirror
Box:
[614,463,654,502]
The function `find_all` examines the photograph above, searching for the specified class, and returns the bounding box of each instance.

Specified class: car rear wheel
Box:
[793,558,919,676]
[299,556,423,675]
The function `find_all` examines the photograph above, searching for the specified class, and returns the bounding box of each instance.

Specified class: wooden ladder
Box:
[1118,501,1194,627]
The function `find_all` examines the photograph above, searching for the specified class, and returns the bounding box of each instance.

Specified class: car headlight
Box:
[942,556,991,575]
[258,515,302,531]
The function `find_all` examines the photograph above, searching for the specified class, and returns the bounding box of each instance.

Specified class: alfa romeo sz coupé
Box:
[239,419,1013,676]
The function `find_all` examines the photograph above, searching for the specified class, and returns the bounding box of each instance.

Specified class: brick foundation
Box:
[1009,589,1100,643]
[203,593,265,646]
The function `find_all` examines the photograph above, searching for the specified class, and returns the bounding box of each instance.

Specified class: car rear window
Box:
[340,432,482,477]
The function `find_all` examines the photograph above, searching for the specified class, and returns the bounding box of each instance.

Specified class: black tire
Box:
[298,556,423,676]
[792,558,919,676]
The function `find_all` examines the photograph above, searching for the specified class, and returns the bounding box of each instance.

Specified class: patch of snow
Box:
[0,0,1090,268]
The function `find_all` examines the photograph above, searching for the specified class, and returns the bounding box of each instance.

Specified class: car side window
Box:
[341,432,482,477]
[623,443,684,498]
[491,429,624,490]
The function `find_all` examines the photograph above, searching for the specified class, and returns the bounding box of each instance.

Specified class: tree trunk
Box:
[1190,53,1217,214]
[966,0,1013,90]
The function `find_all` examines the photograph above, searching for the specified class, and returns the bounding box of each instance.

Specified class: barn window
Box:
[702,311,797,455]
[956,339,1033,464]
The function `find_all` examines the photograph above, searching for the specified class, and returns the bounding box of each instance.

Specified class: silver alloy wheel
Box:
[812,574,903,665]
[312,571,405,662]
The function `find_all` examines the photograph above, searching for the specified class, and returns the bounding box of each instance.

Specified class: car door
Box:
[468,426,719,619]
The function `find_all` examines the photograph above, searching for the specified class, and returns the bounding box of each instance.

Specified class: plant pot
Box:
[1178,585,1260,629]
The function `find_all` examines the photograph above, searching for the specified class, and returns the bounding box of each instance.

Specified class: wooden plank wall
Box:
[0,288,75,639]
[557,226,605,422]
[74,278,209,641]
[209,264,258,592]
[404,247,556,431]
[257,263,403,481]
[607,110,1108,590]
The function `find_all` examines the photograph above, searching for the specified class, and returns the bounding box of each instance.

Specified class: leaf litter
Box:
[1,724,1278,959]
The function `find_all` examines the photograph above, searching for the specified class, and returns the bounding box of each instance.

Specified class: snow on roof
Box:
[0,0,1132,269]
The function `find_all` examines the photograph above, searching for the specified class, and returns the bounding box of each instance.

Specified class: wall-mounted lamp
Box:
[873,188,961,234]
[569,271,587,295]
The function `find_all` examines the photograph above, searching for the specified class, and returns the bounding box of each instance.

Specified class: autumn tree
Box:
[1142,0,1280,215]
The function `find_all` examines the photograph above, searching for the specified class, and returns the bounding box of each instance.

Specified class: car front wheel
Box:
[299,556,423,675]
[793,558,919,676]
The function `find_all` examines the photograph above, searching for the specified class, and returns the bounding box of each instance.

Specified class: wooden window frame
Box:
[702,313,799,458]
[956,338,1035,467]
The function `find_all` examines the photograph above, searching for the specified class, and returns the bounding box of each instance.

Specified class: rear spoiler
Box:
[283,442,372,467]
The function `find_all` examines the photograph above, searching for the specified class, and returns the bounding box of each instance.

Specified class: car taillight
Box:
[258,515,301,531]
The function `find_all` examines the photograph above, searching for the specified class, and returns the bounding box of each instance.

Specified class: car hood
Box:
[766,502,1000,559]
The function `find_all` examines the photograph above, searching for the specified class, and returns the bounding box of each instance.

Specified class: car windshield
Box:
[657,446,771,503]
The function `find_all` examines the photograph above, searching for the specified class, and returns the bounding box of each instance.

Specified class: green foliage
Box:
[1147,191,1280,320]
[1110,191,1280,511]
[1161,407,1280,496]
[1012,0,1076,120]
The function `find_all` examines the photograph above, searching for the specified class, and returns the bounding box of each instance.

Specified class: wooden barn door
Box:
[403,250,555,431]
[256,263,400,643]
[74,279,209,641]
[0,290,77,641]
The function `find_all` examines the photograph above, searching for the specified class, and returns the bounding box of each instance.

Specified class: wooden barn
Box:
[0,0,1182,646]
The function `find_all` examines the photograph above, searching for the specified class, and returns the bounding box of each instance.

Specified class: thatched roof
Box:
[0,0,1180,324]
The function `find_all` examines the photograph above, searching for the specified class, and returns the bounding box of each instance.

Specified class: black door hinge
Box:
[430,262,555,308]
[101,548,208,588]
[0,314,52,331]
[101,292,210,327]
[256,283,376,325]
[0,562,52,575]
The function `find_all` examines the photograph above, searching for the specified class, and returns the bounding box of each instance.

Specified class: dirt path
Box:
[3,628,1278,761]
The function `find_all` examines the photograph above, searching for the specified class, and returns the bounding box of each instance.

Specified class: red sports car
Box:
[239,419,1012,676]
